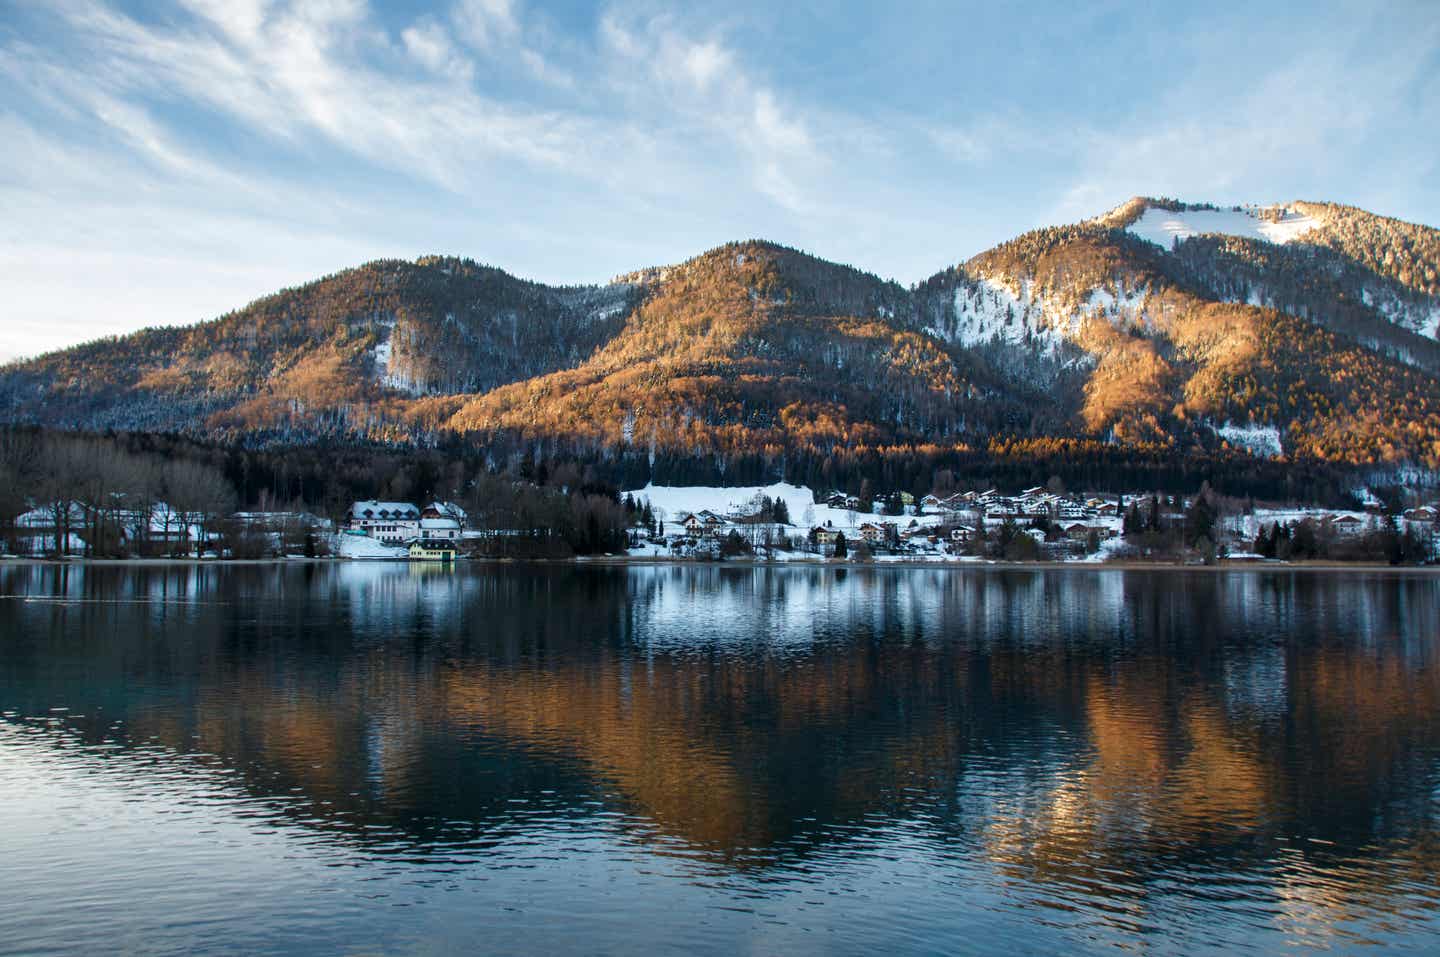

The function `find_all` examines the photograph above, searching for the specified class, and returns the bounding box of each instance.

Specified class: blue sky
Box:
[2,0,1438,361]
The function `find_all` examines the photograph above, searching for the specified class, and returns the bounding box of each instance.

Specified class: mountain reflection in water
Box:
[2,563,1438,955]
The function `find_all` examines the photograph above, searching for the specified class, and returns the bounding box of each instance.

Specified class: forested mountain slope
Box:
[0,257,638,442]
[3,198,1439,483]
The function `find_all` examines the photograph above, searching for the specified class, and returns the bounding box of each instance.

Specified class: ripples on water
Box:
[2,564,1439,955]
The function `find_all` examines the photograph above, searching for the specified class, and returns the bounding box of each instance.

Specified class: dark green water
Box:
[2,563,1439,955]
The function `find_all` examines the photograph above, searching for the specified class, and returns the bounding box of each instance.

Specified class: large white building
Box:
[350,501,463,545]
[350,501,421,544]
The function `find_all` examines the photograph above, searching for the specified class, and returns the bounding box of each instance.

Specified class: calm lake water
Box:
[2,563,1439,955]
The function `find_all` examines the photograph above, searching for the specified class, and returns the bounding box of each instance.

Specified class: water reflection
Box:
[2,563,1439,953]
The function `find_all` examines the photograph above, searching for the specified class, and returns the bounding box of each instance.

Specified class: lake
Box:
[2,563,1439,955]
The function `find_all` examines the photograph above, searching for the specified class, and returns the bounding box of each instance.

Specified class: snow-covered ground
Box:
[938,277,1088,353]
[1127,205,1320,249]
[631,482,861,530]
[336,534,408,559]
[1229,508,1372,540]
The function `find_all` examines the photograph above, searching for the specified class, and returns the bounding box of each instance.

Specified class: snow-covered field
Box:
[631,482,863,530]
[1229,509,1372,540]
[336,534,408,559]
[1127,205,1320,249]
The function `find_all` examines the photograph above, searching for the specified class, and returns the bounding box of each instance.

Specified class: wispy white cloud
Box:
[451,0,518,50]
[401,17,473,80]
[596,10,825,211]
[2,0,1437,362]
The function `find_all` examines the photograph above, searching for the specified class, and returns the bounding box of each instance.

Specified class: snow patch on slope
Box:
[1128,205,1320,249]
[934,277,1153,353]
[939,278,1075,352]
[1214,421,1283,458]
[371,319,426,395]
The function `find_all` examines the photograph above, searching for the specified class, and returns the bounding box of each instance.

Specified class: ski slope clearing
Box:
[1128,205,1320,248]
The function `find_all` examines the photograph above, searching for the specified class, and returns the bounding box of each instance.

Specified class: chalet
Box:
[1330,514,1365,536]
[944,494,975,512]
[984,502,1012,520]
[857,523,882,544]
[1024,499,1054,519]
[678,511,725,537]
[421,501,468,524]
[949,527,974,543]
[1019,486,1047,500]
[1403,507,1436,524]
[1058,501,1087,520]
[1064,523,1095,543]
[920,494,943,510]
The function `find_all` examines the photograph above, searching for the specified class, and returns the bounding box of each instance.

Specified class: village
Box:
[626,482,1440,564]
[4,481,1437,565]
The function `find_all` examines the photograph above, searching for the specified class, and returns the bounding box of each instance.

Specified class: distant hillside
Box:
[0,257,638,442]
[3,198,1439,484]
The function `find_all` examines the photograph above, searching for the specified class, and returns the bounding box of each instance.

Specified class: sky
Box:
[1,1,1438,362]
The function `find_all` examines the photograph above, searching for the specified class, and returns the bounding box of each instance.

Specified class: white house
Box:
[418,517,462,543]
[351,501,421,543]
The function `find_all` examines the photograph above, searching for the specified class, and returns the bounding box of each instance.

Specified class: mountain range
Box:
[4,197,1439,485]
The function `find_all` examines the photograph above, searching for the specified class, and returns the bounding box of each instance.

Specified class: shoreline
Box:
[3,555,1438,573]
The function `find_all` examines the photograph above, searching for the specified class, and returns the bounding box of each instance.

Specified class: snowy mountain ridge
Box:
[3,197,1440,477]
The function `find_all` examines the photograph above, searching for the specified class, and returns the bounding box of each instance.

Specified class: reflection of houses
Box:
[37,564,1440,899]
